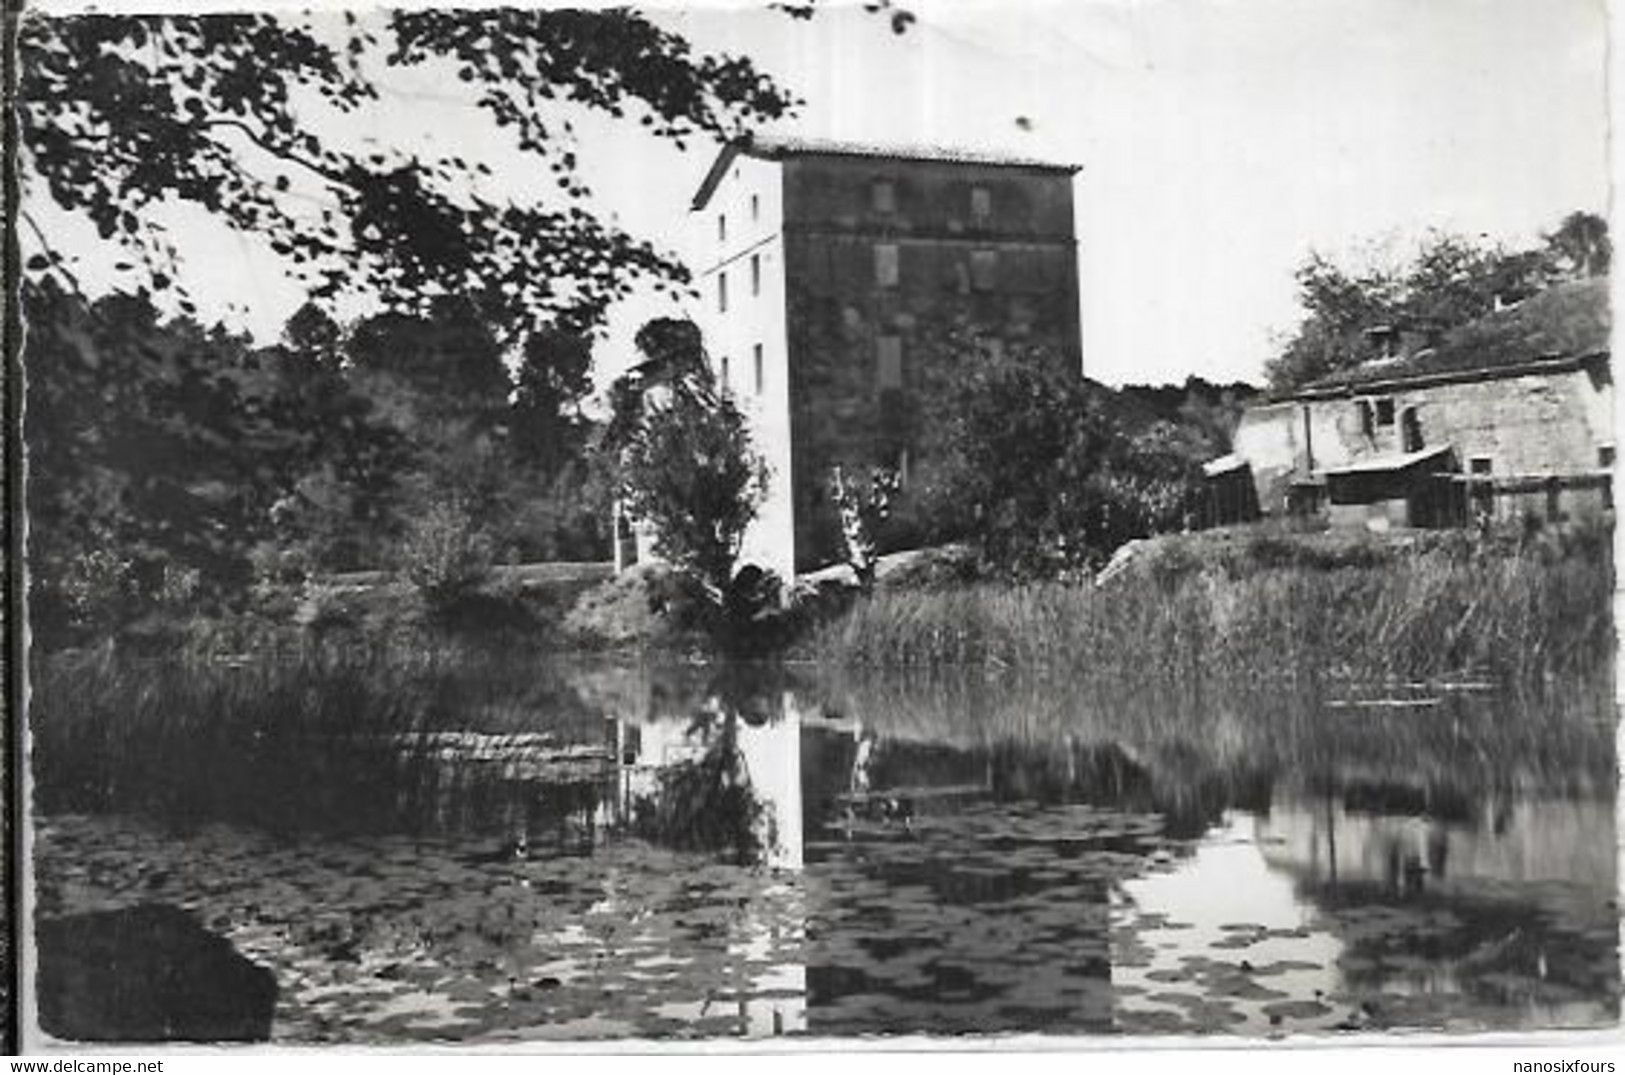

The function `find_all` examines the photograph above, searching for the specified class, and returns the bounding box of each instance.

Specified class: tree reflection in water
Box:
[636,706,772,865]
[29,658,1620,1041]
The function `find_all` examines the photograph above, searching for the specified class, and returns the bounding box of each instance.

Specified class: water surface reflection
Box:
[34,662,1619,1041]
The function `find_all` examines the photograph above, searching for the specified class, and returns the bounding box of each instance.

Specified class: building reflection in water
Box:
[600,682,810,1035]
[581,667,1617,1036]
[1252,783,1618,1027]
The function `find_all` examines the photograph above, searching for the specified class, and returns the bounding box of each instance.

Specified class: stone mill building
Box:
[687,135,1084,577]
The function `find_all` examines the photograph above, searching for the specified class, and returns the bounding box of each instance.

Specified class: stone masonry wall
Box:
[780,156,1081,569]
[1236,364,1612,522]
[1305,366,1611,476]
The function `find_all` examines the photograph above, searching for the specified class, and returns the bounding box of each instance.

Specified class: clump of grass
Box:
[29,643,608,834]
[811,535,1612,688]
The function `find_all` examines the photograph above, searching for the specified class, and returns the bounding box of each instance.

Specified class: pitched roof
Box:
[1288,276,1611,397]
[691,134,1081,210]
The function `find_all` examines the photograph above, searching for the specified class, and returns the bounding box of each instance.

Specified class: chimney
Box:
[1364,324,1400,361]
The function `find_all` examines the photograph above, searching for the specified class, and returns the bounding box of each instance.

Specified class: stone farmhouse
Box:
[685,135,1083,577]
[1217,276,1612,532]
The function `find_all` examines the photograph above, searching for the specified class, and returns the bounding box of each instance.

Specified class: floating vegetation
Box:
[30,659,1621,1042]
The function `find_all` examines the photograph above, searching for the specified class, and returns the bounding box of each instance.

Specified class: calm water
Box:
[34,662,1621,1041]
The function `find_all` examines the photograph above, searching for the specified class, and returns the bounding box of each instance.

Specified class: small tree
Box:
[396,496,494,609]
[612,320,768,613]
[828,465,901,592]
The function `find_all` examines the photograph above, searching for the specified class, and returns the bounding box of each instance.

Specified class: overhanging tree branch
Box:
[201,118,352,189]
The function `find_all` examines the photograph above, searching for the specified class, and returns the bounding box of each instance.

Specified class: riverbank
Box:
[30,644,615,830]
[57,521,1614,681]
[33,523,1612,833]
[809,524,1613,686]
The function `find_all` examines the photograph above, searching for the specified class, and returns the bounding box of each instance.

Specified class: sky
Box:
[25,0,1612,388]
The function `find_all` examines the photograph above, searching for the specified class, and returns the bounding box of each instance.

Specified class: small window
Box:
[753,344,764,395]
[720,355,731,392]
[971,186,992,222]
[1599,445,1615,469]
[875,244,900,288]
[876,335,903,392]
[971,250,998,291]
[1470,457,1493,475]
[750,254,761,296]
[718,271,728,313]
[1375,398,1395,427]
[1358,400,1375,437]
[750,194,760,222]
[872,180,896,214]
[717,213,727,243]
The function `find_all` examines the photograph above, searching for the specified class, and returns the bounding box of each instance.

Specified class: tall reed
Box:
[811,539,1612,688]
[29,643,610,832]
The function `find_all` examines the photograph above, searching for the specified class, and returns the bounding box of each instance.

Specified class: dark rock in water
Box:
[37,904,277,1042]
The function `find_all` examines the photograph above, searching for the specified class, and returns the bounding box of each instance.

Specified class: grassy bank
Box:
[76,562,617,664]
[811,528,1613,686]
[31,527,1613,839]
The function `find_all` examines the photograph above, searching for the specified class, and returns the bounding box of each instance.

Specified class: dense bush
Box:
[395,498,496,608]
[928,347,1207,578]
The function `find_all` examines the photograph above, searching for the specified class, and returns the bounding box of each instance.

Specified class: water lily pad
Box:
[1261,999,1333,1021]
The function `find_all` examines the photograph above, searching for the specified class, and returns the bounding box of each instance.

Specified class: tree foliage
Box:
[933,347,1205,577]
[254,305,412,579]
[24,281,622,644]
[23,279,400,642]
[512,328,594,477]
[18,10,800,337]
[610,320,768,606]
[828,465,900,592]
[1265,213,1610,392]
[1117,377,1256,456]
[1546,210,1611,279]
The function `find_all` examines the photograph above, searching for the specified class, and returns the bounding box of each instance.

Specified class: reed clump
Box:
[30,642,608,832]
[811,531,1612,687]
